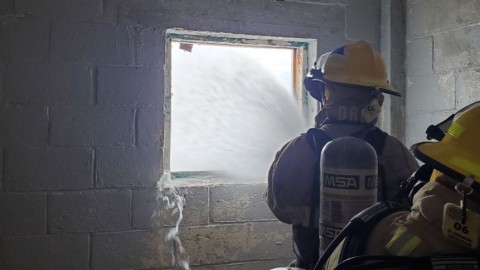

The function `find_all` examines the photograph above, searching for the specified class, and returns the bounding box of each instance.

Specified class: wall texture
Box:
[404,0,480,148]
[0,0,382,269]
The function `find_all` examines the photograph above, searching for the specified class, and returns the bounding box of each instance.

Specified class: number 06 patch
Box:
[442,203,480,249]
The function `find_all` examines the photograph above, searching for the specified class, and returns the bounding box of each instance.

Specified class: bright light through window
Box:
[166,31,316,181]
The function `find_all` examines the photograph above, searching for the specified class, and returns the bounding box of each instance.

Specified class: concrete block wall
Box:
[404,0,480,148]
[0,0,383,269]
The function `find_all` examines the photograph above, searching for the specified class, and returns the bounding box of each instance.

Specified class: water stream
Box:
[156,171,190,269]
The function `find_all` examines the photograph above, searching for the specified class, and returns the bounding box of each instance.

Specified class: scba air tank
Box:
[319,136,378,254]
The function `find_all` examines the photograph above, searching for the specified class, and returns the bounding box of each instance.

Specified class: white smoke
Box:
[170,44,308,180]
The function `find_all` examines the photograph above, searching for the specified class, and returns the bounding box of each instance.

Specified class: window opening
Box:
[165,29,316,181]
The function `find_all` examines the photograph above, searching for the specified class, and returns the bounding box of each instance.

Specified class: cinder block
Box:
[4,148,93,191]
[50,21,134,65]
[434,25,480,72]
[119,1,344,35]
[95,147,161,187]
[0,0,13,14]
[137,106,163,146]
[406,37,433,77]
[405,112,433,152]
[456,69,480,108]
[0,192,46,236]
[92,229,169,269]
[102,0,120,24]
[180,222,292,266]
[133,186,209,228]
[48,189,131,233]
[316,36,350,55]
[0,62,3,101]
[0,234,89,270]
[135,27,165,66]
[0,149,2,190]
[210,184,276,223]
[92,222,291,270]
[405,72,455,113]
[4,62,93,104]
[15,0,102,21]
[345,4,379,43]
[0,105,48,147]
[97,66,163,106]
[0,18,49,61]
[405,110,453,148]
[407,0,480,39]
[50,105,134,146]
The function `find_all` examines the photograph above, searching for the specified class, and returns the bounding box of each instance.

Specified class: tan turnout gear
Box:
[323,101,480,270]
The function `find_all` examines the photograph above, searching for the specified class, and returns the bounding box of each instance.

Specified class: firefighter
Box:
[320,101,480,270]
[265,40,419,269]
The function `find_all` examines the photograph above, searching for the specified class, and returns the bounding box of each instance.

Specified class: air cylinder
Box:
[319,136,378,254]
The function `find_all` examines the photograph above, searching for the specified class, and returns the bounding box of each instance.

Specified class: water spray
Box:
[155,171,190,270]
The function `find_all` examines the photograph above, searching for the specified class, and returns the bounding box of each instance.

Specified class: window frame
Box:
[163,28,317,176]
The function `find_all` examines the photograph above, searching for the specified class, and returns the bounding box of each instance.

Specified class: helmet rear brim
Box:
[320,78,401,97]
[412,141,479,182]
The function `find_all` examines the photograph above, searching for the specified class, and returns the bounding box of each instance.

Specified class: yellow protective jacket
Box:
[324,180,480,270]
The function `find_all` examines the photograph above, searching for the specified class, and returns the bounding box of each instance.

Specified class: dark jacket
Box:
[265,107,419,269]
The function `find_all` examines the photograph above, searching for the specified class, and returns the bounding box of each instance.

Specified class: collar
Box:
[315,102,379,128]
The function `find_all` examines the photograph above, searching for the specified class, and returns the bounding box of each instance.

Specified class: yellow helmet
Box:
[304,41,400,99]
[412,101,480,183]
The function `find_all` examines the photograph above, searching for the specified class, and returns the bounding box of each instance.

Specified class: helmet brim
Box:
[411,141,476,181]
[321,78,401,97]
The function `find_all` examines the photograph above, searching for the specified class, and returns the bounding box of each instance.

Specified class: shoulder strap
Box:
[305,128,332,158]
[314,201,408,270]
[305,128,332,228]
[363,126,388,157]
[363,127,388,200]
[339,201,409,261]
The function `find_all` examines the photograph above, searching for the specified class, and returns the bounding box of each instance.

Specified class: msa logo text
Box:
[366,175,377,189]
[320,224,342,239]
[323,174,359,189]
